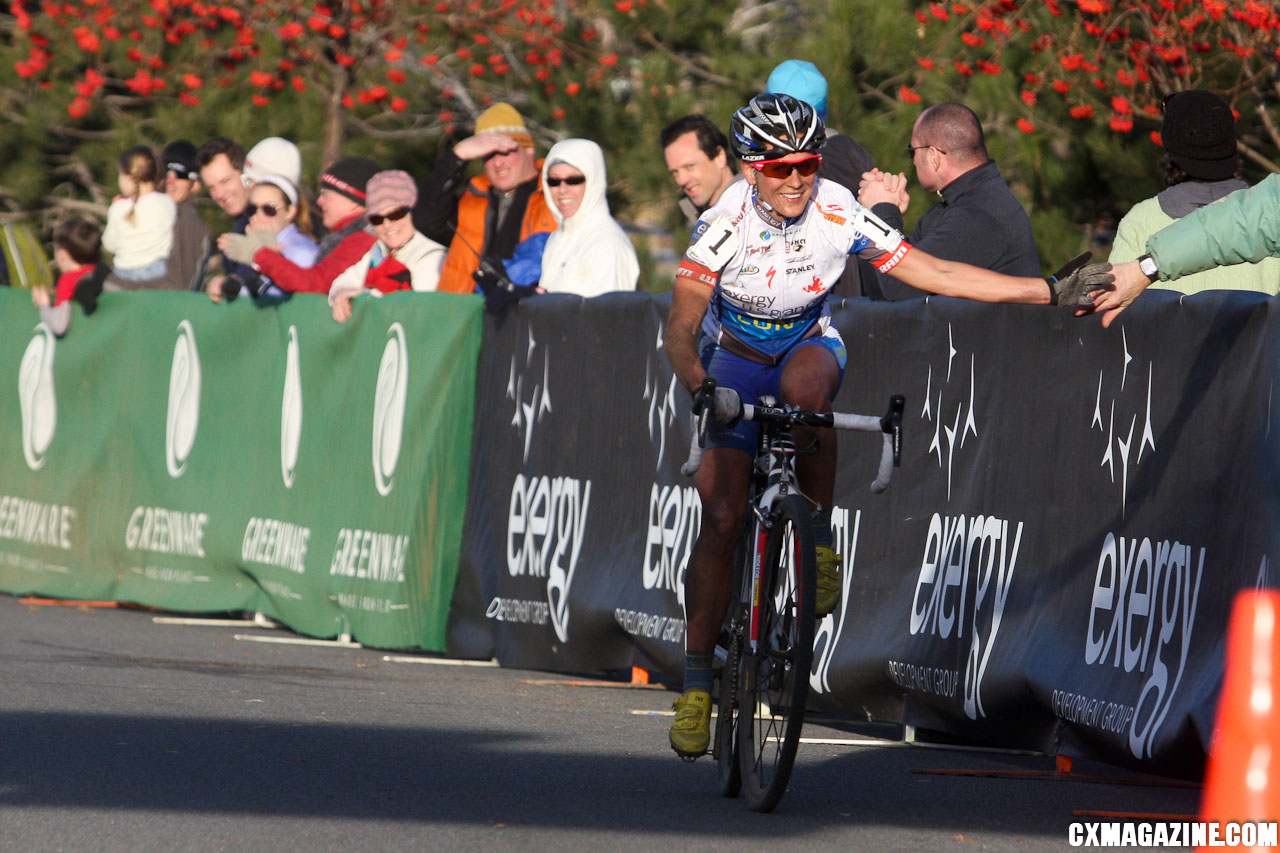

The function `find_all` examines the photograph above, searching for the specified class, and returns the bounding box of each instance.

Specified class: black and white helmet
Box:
[730,93,826,163]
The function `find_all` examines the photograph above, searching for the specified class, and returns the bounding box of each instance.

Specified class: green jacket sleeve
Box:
[1147,173,1280,280]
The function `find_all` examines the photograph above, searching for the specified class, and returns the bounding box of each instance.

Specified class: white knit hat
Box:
[243,137,301,187]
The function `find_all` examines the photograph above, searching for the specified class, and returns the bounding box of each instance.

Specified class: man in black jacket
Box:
[860,102,1041,300]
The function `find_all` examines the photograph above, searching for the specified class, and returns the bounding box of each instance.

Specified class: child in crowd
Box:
[31,217,108,336]
[101,145,176,282]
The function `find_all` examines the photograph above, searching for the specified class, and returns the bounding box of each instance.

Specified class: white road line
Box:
[233,634,363,648]
[383,655,499,667]
[153,617,263,627]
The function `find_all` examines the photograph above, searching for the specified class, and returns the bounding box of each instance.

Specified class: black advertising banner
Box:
[452,289,1279,777]
[449,292,691,674]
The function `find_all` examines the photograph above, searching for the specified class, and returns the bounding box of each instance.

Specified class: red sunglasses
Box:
[750,154,822,180]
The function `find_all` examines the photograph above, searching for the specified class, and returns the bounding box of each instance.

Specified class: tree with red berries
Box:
[0,0,620,220]
[891,0,1280,251]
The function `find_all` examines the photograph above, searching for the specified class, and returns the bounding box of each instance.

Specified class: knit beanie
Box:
[320,156,381,205]
[162,140,199,182]
[254,174,299,207]
[766,60,829,121]
[244,137,302,186]
[474,102,534,148]
[366,170,418,213]
[1162,89,1238,181]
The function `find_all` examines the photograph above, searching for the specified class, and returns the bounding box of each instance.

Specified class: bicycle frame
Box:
[683,377,904,811]
[741,400,799,656]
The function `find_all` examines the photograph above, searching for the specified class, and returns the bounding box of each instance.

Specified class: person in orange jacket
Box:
[413,102,557,294]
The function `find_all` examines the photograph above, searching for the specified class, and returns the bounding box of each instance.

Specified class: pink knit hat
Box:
[366,170,418,213]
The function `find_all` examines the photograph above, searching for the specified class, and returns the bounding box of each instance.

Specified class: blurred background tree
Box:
[2,0,1278,287]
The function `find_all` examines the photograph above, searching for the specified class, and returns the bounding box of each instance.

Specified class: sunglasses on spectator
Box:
[905,143,945,158]
[369,207,412,226]
[750,155,822,179]
[545,175,587,188]
[246,202,284,218]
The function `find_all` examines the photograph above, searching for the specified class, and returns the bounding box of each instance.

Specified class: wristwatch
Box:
[1137,253,1158,281]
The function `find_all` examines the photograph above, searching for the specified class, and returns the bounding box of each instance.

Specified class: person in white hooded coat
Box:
[538,138,639,295]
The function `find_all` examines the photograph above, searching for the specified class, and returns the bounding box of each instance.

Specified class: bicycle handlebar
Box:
[681,384,906,494]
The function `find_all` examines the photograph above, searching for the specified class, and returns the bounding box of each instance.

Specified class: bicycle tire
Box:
[737,493,817,812]
[715,624,742,797]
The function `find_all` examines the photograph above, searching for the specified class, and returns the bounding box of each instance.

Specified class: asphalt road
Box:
[0,594,1201,851]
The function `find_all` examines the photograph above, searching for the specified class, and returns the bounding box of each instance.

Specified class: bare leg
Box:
[779,345,841,510]
[685,446,752,654]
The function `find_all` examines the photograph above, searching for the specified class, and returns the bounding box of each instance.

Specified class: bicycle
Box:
[681,377,904,812]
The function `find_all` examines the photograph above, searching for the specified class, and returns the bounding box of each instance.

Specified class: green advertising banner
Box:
[0,288,482,651]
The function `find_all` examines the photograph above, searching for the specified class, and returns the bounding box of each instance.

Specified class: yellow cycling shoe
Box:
[669,689,712,758]
[815,545,843,617]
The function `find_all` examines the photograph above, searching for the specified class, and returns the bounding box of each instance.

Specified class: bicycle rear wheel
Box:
[737,494,817,812]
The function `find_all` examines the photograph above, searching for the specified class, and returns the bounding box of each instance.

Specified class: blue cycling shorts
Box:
[698,325,847,454]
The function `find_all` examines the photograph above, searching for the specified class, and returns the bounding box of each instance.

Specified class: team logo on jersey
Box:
[740,264,760,275]
[280,325,303,488]
[803,275,824,293]
[18,324,57,471]
[759,231,770,240]
[372,323,408,496]
[166,320,202,479]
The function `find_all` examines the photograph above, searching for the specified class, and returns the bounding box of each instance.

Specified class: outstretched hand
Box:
[1046,253,1114,308]
[1090,259,1152,328]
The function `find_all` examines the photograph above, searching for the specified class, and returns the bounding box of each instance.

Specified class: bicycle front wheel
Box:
[715,624,742,797]
[737,493,817,812]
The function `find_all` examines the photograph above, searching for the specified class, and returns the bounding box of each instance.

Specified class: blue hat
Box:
[766,60,828,121]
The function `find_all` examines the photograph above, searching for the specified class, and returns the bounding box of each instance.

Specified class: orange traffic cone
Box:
[1200,590,1280,851]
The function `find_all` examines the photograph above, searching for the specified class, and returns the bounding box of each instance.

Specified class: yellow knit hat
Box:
[474,102,534,148]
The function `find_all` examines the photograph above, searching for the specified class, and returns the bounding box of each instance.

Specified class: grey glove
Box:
[221,230,277,266]
[693,385,743,427]
[1048,258,1114,307]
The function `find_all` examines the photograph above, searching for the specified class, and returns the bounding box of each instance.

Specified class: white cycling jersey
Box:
[677,178,909,360]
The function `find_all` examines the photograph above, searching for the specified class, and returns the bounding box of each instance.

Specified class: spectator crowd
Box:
[15,58,1280,335]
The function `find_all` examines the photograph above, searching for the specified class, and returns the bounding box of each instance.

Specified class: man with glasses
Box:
[859,102,1040,300]
[413,102,557,294]
[663,93,1107,759]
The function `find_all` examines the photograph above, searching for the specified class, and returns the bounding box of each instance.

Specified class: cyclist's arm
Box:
[665,213,737,392]
[848,203,1050,304]
[878,245,1051,304]
[665,278,714,394]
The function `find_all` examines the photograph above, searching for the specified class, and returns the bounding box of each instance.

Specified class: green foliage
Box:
[3,0,1279,284]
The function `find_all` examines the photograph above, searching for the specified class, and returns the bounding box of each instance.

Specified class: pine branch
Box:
[636,29,734,87]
